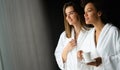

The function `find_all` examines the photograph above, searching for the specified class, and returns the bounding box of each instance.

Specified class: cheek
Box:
[72,15,78,21]
[91,13,98,19]
[90,15,98,22]
[88,14,96,21]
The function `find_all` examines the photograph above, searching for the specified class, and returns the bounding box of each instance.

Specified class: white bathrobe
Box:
[82,23,120,70]
[54,29,91,70]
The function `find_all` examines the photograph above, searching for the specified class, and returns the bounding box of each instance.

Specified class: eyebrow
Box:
[68,11,75,13]
[65,10,74,14]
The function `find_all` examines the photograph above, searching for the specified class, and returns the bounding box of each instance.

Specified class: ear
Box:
[97,11,102,17]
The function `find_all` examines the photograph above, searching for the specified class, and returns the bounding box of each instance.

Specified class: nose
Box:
[84,12,88,17]
[66,15,71,20]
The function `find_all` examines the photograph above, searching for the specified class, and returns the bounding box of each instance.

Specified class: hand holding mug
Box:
[87,57,102,67]
[77,50,83,60]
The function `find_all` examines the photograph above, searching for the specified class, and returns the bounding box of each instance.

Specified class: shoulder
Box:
[60,31,66,37]
[108,23,120,32]
[81,28,94,39]
[107,23,120,36]
[82,27,94,34]
[59,31,67,39]
[84,27,94,35]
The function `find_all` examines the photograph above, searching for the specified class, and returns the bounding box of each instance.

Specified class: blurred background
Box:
[0,0,120,70]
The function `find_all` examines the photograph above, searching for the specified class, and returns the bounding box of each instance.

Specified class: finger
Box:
[77,53,80,58]
[79,50,83,53]
[87,62,96,66]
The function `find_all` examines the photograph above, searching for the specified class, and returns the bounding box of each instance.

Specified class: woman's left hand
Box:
[87,57,102,67]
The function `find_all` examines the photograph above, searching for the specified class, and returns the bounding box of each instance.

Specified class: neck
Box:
[94,22,105,46]
[94,22,105,34]
[73,22,81,40]
[74,22,81,34]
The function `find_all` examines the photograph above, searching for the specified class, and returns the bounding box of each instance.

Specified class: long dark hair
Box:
[81,0,110,24]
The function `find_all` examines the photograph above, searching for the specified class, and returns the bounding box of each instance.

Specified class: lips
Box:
[85,17,89,21]
[68,19,73,23]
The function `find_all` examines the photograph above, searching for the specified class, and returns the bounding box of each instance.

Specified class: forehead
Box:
[65,6,74,13]
[84,3,95,10]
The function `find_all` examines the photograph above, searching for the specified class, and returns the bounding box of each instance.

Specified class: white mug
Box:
[82,52,91,62]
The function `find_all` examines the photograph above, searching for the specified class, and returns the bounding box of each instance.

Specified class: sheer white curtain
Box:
[0,48,3,70]
[0,0,55,70]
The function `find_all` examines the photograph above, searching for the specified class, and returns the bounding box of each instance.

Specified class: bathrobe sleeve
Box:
[54,31,66,70]
[110,27,120,70]
[101,27,120,70]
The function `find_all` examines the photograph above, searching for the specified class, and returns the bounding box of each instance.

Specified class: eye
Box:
[65,11,76,17]
[87,9,92,12]
[69,11,75,14]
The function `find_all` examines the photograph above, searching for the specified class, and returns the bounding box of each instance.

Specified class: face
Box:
[84,3,101,24]
[65,6,79,25]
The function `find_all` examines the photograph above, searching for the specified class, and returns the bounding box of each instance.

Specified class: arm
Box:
[54,32,66,70]
[54,32,76,69]
[62,39,76,63]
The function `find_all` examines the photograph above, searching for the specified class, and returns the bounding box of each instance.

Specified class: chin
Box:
[85,21,91,24]
[68,23,72,25]
[86,23,90,24]
[85,22,89,24]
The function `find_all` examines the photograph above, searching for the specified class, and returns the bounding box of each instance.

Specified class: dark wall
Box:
[104,0,120,28]
[42,0,65,70]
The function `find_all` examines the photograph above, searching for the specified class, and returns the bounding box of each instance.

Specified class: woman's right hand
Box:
[66,39,76,52]
[62,39,76,62]
[77,50,83,60]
